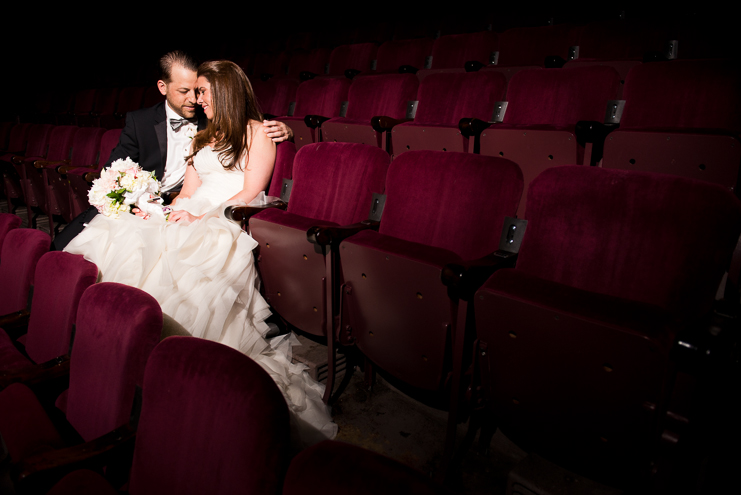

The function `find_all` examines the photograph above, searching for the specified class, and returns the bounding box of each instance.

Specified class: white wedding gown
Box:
[64,146,337,446]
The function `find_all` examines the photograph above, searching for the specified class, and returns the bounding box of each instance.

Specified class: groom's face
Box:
[158,64,198,119]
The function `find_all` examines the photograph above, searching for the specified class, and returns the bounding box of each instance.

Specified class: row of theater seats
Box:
[0,219,450,494]
[15,86,165,129]
[226,142,741,490]
[0,125,122,236]
[243,18,722,83]
[262,58,740,217]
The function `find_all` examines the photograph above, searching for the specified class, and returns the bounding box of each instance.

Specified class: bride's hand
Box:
[168,210,202,223]
[132,208,150,220]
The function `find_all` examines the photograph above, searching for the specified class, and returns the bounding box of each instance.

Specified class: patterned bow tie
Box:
[170,118,196,132]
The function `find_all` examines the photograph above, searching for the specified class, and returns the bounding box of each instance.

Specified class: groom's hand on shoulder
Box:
[263,120,293,143]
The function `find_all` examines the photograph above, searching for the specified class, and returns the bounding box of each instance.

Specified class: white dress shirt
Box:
[161,102,198,192]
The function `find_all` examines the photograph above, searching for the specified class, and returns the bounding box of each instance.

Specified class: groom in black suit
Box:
[52,50,203,250]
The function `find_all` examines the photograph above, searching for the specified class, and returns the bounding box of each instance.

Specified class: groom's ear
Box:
[157,80,168,96]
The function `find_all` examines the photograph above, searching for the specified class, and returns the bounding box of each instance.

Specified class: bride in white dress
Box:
[64,60,337,446]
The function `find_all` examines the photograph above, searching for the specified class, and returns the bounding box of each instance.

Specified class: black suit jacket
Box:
[106,101,208,185]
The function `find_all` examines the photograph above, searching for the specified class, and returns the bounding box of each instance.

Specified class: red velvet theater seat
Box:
[0,228,50,317]
[249,142,390,401]
[0,252,97,381]
[0,283,161,473]
[389,71,507,155]
[276,77,351,149]
[373,37,435,74]
[326,42,379,77]
[474,165,741,486]
[339,150,522,394]
[477,65,621,217]
[602,59,741,193]
[0,213,21,256]
[47,337,290,495]
[320,73,418,151]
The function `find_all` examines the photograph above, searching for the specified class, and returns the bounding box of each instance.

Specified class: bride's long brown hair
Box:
[188,60,263,171]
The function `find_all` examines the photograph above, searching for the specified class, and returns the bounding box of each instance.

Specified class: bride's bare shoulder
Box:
[246,119,275,149]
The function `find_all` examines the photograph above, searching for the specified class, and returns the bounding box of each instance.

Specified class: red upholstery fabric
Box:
[502,66,621,127]
[20,124,55,159]
[518,166,741,318]
[291,77,351,118]
[284,142,390,226]
[65,283,162,442]
[409,71,507,125]
[283,440,452,495]
[342,73,419,122]
[128,337,290,495]
[620,59,741,132]
[0,382,65,462]
[378,151,523,260]
[286,48,331,78]
[268,141,297,198]
[252,78,299,117]
[0,213,21,254]
[375,38,435,73]
[0,229,50,315]
[24,252,98,364]
[497,24,577,67]
[430,31,499,69]
[327,42,379,76]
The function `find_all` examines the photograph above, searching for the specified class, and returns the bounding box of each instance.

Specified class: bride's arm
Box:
[227,123,276,204]
[171,160,202,205]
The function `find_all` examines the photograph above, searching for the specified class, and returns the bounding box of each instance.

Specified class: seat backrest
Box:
[413,71,507,125]
[5,123,33,153]
[430,31,498,69]
[252,78,300,117]
[0,228,50,315]
[73,89,97,115]
[92,87,120,115]
[268,141,297,198]
[116,87,146,114]
[497,24,577,67]
[286,48,331,78]
[99,129,123,167]
[379,151,523,260]
[129,337,289,495]
[0,213,22,255]
[287,142,390,226]
[24,252,98,364]
[69,127,107,166]
[620,59,741,132]
[375,38,435,73]
[291,77,351,118]
[502,65,621,127]
[327,42,379,76]
[65,283,162,442]
[345,73,419,121]
[46,125,79,161]
[24,124,55,159]
[519,166,741,318]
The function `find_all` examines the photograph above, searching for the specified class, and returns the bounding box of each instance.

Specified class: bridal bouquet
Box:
[88,157,172,220]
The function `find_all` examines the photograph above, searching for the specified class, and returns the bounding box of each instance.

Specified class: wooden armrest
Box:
[34,159,69,170]
[15,423,136,494]
[0,355,70,390]
[225,200,287,228]
[10,155,25,165]
[85,171,101,183]
[441,252,518,300]
[306,220,380,248]
[304,114,330,129]
[371,116,411,133]
[0,309,30,328]
[58,164,96,174]
[458,118,491,139]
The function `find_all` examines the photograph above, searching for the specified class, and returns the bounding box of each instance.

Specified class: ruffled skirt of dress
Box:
[64,203,338,446]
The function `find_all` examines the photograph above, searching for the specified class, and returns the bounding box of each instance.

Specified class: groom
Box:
[52,51,292,251]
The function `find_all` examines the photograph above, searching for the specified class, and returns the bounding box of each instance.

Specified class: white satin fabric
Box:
[65,146,337,446]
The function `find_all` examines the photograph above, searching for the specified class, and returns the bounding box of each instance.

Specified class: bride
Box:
[64,60,337,446]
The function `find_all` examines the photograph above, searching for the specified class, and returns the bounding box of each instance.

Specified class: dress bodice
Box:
[176,146,245,216]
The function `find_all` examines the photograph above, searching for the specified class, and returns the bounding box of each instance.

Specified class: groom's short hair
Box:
[159,51,198,83]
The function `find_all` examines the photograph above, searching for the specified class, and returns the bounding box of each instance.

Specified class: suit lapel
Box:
[154,102,168,181]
